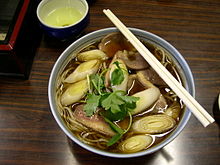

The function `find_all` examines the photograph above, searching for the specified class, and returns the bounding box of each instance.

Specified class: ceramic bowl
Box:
[37,0,89,40]
[48,27,195,158]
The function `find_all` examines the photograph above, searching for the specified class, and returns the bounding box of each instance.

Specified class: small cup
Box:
[37,0,89,40]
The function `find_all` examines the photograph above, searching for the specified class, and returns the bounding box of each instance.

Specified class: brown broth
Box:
[128,78,146,95]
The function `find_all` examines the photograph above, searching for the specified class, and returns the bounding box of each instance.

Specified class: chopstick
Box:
[103,9,215,127]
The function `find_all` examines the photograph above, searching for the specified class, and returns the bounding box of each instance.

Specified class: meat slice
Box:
[98,32,134,58]
[73,104,115,136]
[117,50,150,70]
[137,68,166,86]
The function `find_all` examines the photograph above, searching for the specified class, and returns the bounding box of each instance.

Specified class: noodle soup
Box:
[56,32,184,153]
[48,28,194,158]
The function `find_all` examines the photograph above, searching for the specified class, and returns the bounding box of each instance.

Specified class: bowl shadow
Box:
[66,137,173,165]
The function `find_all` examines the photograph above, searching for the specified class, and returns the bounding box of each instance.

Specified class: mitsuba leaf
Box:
[84,93,101,116]
[104,117,124,134]
[110,104,121,114]
[104,117,124,146]
[111,68,124,86]
[125,102,137,110]
[107,133,123,146]
[102,108,127,121]
[111,61,124,86]
[101,92,124,111]
[83,70,140,146]
[119,95,140,104]
[90,74,105,95]
[99,93,110,106]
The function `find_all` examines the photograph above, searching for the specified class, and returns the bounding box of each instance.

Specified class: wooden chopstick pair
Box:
[103,9,215,127]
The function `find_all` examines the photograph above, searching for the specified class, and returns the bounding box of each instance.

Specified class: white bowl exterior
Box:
[48,27,194,158]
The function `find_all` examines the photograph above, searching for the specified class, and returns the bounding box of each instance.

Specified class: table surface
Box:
[0,0,220,164]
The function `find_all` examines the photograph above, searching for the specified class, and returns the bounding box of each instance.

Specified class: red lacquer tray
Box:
[0,0,41,78]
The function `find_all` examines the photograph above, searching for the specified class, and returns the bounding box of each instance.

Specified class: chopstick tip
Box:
[202,118,215,127]
[103,9,111,13]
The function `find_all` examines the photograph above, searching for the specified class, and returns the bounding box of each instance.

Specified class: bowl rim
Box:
[48,27,195,158]
[36,0,89,29]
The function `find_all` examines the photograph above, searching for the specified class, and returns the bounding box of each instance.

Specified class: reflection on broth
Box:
[56,32,184,153]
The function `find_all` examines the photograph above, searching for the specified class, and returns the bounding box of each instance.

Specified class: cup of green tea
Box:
[37,0,89,40]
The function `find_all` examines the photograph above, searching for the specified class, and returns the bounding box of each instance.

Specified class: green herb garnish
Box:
[104,117,124,134]
[84,93,101,116]
[103,112,133,146]
[107,133,123,146]
[103,116,125,146]
[83,69,139,146]
[101,90,139,120]
[111,61,124,86]
[89,74,105,95]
